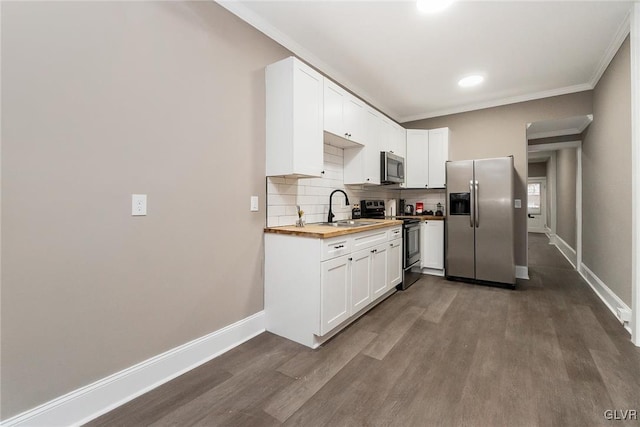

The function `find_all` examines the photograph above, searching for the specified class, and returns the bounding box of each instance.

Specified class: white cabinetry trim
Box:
[2,312,265,427]
[579,263,632,334]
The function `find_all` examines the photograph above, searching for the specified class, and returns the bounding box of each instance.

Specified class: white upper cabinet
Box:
[405,128,449,188]
[323,80,365,147]
[266,57,324,178]
[344,107,381,185]
[406,130,429,188]
[378,118,405,159]
[428,128,448,188]
[378,116,395,154]
[392,122,406,159]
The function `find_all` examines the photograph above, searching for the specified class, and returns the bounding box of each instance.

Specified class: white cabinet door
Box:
[323,80,344,138]
[387,239,403,288]
[427,128,449,188]
[363,109,381,184]
[406,129,429,188]
[320,255,351,335]
[344,96,365,144]
[379,117,395,154]
[343,107,380,185]
[421,221,444,270]
[350,249,372,313]
[370,243,389,300]
[266,57,324,178]
[324,80,365,145]
[393,123,406,159]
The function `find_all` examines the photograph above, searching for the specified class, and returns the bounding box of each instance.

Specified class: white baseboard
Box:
[516,265,529,280]
[2,311,266,427]
[578,263,632,334]
[545,229,555,241]
[552,234,577,269]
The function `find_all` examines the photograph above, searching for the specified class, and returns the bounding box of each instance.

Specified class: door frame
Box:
[528,140,582,269]
[527,177,547,233]
[631,2,639,346]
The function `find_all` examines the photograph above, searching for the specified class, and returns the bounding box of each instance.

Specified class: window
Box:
[528,183,541,215]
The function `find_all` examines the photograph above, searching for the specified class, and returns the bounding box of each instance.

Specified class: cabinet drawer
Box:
[389,226,402,240]
[322,236,352,261]
[352,229,388,252]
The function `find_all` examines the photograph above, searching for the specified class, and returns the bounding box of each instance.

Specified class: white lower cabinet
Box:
[420,220,445,271]
[349,249,372,315]
[370,243,389,300]
[320,255,351,335]
[265,225,402,348]
[388,239,403,287]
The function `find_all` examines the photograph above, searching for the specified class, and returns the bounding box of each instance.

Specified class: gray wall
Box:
[556,149,577,248]
[528,161,548,177]
[403,91,593,267]
[582,36,632,305]
[1,1,290,418]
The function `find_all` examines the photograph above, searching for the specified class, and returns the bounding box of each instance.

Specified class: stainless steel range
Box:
[360,200,421,290]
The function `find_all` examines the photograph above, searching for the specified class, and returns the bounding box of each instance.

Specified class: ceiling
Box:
[218,0,632,123]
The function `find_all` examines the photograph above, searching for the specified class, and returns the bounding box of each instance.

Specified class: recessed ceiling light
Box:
[416,0,454,14]
[458,75,484,88]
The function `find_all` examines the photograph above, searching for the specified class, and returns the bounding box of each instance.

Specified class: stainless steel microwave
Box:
[381,151,405,184]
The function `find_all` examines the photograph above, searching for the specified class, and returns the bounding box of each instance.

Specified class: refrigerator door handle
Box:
[469,180,475,227]
[475,180,479,228]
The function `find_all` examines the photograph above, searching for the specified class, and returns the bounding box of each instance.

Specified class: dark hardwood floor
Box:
[87,233,640,426]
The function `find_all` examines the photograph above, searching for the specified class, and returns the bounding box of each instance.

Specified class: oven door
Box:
[404,223,421,267]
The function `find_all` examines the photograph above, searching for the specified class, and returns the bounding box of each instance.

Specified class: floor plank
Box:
[86,233,640,427]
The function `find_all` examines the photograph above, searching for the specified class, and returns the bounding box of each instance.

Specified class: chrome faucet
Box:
[328,189,350,223]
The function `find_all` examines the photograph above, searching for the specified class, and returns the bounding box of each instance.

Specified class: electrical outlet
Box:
[132,194,147,216]
[514,199,521,208]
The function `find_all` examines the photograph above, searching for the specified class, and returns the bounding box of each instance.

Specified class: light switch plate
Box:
[514,199,522,208]
[250,196,259,212]
[132,194,147,216]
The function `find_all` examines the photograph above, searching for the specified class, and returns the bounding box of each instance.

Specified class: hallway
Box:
[87,234,640,426]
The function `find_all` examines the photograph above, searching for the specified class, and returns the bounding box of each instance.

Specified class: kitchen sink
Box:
[316,220,378,227]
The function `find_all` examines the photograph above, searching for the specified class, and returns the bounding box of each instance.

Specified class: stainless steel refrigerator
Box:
[446,157,516,287]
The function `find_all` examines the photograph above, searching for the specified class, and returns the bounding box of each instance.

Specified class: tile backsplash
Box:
[267,144,399,227]
[400,190,447,215]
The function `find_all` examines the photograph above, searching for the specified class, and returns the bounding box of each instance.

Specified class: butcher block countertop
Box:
[391,215,446,221]
[264,219,402,238]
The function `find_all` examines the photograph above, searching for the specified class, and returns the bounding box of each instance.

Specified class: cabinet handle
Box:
[334,244,344,249]
[366,178,370,181]
[348,257,353,261]
[371,249,377,253]
[425,184,428,188]
[344,133,349,137]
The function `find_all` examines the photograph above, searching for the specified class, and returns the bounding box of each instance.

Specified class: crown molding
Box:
[217,0,629,125]
[215,0,401,121]
[589,7,632,88]
[398,83,593,123]
[526,114,593,140]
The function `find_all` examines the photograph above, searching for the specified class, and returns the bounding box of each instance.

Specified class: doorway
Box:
[527,178,547,233]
